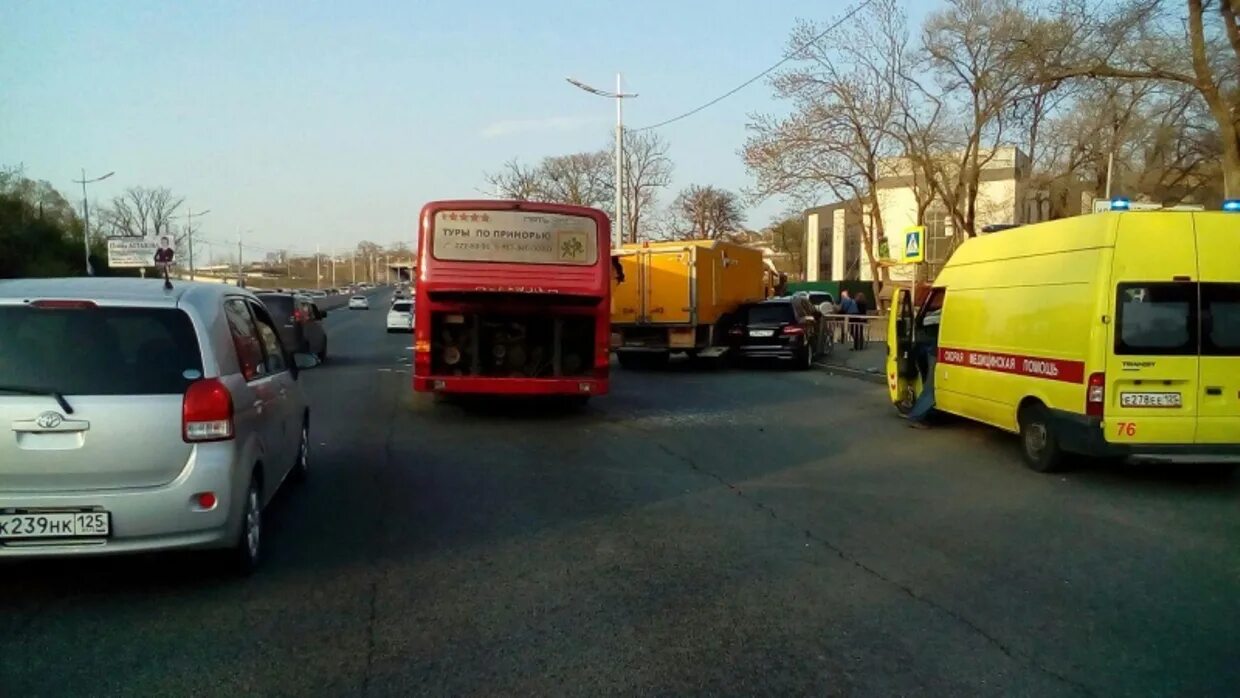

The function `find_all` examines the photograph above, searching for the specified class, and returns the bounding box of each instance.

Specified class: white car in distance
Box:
[348,295,369,310]
[386,299,414,333]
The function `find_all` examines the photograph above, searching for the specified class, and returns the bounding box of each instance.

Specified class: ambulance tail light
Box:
[1086,372,1106,417]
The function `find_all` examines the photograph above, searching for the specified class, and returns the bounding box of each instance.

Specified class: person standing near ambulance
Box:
[906,305,941,427]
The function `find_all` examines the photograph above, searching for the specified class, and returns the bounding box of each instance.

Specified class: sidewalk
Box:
[817,342,887,384]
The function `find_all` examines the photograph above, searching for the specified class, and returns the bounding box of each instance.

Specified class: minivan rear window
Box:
[746,303,795,325]
[1115,283,1197,355]
[392,302,412,312]
[1202,283,1240,356]
[0,306,203,395]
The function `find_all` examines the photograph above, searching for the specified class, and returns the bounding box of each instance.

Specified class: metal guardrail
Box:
[818,313,886,348]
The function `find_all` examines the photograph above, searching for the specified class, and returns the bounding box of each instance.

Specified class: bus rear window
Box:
[1115,283,1196,355]
[1202,283,1240,356]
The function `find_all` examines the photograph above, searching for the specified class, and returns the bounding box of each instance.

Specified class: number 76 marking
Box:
[1116,422,1137,437]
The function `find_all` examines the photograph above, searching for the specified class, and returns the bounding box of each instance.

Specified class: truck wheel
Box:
[1018,404,1065,473]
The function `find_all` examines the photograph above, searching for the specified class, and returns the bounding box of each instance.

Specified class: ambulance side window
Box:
[1115,283,1197,355]
[1202,283,1240,356]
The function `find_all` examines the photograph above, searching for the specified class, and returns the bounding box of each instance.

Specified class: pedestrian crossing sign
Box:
[902,226,925,264]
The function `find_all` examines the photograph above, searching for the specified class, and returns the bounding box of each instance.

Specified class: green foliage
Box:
[0,168,132,278]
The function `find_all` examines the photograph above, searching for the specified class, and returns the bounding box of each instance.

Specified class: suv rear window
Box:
[1202,283,1240,356]
[746,303,795,325]
[1115,283,1196,355]
[258,294,293,316]
[0,306,203,395]
[392,301,412,312]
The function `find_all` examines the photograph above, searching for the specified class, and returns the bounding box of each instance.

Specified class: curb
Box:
[814,359,886,385]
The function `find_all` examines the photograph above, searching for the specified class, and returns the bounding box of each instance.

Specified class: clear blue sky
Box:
[1,0,931,260]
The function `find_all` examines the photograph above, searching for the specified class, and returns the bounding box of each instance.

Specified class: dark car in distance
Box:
[256,293,328,361]
[727,296,821,369]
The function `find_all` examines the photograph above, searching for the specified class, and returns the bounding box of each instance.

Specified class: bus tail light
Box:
[1086,372,1105,417]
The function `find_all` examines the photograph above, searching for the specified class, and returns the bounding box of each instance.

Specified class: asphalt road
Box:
[2,289,1238,697]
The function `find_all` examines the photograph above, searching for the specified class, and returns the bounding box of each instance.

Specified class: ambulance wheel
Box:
[1018,404,1065,473]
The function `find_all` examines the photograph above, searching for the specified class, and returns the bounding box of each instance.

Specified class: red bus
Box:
[413,200,612,400]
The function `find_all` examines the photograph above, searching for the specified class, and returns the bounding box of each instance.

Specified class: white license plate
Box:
[749,330,775,337]
[0,512,110,539]
[1120,392,1182,408]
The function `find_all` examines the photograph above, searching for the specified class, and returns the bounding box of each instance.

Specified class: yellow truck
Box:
[611,240,769,368]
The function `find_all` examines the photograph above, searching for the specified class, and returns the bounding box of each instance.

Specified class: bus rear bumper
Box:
[414,376,608,397]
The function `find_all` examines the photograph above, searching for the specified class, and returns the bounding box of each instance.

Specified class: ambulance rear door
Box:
[1105,212,1199,445]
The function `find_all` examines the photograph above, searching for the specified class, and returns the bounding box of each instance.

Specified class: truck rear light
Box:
[1086,372,1105,417]
[781,325,805,335]
[183,379,234,442]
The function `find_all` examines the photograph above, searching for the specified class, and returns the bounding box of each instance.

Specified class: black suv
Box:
[257,293,329,361]
[728,296,821,369]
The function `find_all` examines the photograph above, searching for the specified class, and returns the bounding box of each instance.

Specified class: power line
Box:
[633,0,876,132]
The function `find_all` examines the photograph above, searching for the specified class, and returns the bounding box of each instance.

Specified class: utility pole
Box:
[351,253,356,283]
[316,244,322,289]
[237,232,243,288]
[72,169,115,276]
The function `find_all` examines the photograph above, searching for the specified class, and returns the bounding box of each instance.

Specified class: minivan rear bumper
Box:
[1050,410,1240,460]
[0,443,240,558]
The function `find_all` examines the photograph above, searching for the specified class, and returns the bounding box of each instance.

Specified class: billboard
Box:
[431,210,598,266]
[107,237,175,269]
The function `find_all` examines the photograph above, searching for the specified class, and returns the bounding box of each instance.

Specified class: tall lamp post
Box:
[71,169,115,275]
[181,208,211,280]
[567,75,637,249]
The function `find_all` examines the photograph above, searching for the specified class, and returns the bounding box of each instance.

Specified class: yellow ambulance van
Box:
[887,206,1240,473]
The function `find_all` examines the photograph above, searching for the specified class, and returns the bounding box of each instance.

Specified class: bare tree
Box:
[906,0,1050,237]
[485,159,543,200]
[616,131,673,243]
[539,151,612,208]
[1042,0,1240,196]
[668,185,745,240]
[744,0,907,289]
[98,187,184,240]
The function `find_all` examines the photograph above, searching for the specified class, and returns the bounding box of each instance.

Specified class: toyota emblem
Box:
[35,411,64,429]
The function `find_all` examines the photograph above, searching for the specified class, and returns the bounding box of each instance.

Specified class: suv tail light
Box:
[728,326,744,336]
[1086,372,1105,417]
[183,379,234,442]
[781,325,805,336]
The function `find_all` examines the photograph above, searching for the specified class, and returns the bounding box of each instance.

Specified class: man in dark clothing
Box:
[853,292,869,350]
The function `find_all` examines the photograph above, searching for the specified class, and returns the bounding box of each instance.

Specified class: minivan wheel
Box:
[794,346,813,371]
[1018,405,1065,473]
[231,476,263,575]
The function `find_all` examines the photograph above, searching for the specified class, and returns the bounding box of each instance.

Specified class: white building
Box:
[803,146,1091,283]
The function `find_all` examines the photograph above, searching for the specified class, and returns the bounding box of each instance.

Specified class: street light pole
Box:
[71,169,115,276]
[567,74,637,249]
[181,208,211,280]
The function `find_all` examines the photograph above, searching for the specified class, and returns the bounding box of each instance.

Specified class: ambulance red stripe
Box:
[937,347,1085,384]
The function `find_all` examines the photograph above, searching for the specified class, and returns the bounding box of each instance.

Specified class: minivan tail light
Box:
[183,379,234,442]
[31,299,97,310]
[782,325,805,335]
[1086,372,1105,417]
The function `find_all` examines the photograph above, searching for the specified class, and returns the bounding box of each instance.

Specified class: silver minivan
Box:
[0,278,316,573]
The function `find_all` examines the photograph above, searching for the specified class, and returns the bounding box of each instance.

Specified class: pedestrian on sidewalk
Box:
[853,291,869,350]
[839,290,859,348]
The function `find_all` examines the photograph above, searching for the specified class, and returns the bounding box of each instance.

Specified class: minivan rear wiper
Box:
[0,385,75,414]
